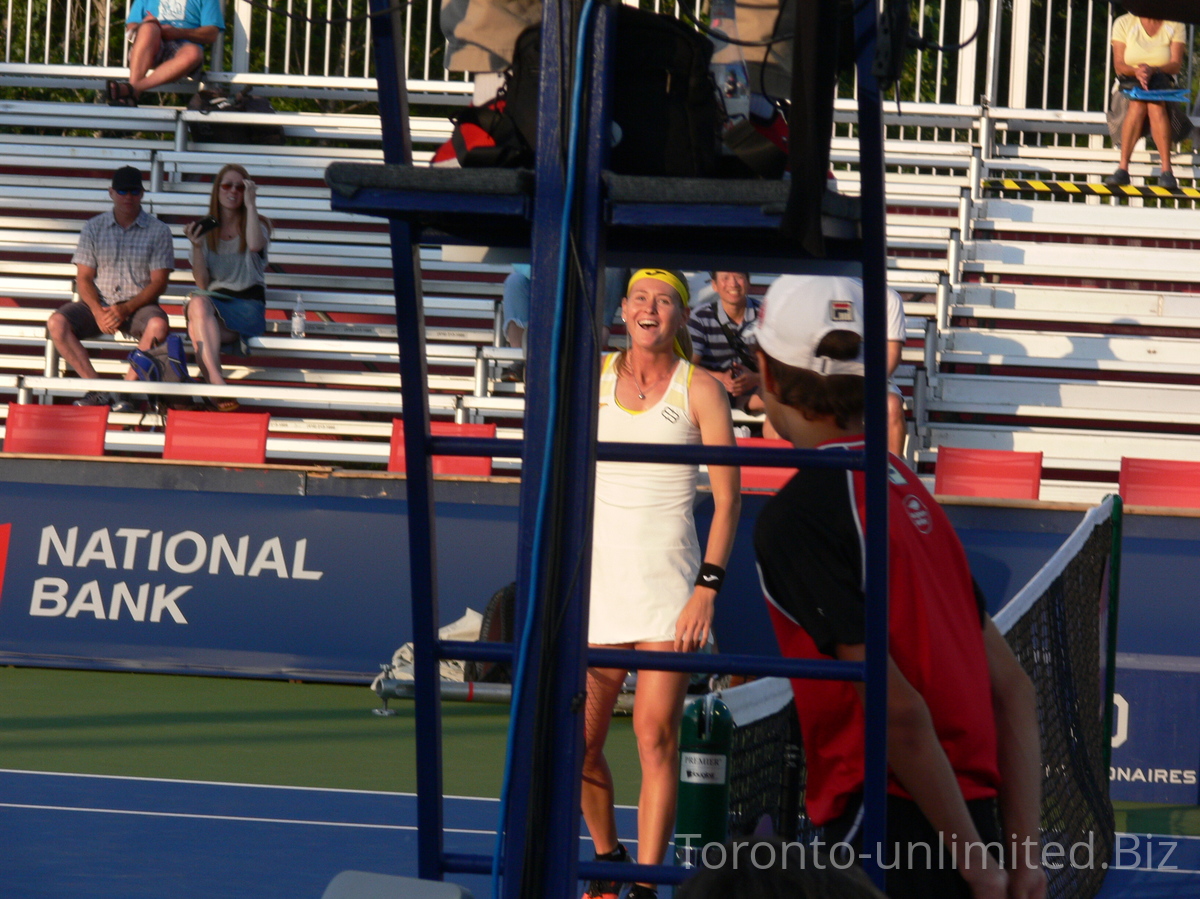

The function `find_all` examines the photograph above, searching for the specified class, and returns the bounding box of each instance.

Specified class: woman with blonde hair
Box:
[183,163,271,411]
[581,268,741,899]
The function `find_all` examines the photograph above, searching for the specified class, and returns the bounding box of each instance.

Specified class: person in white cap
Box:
[751,275,1045,899]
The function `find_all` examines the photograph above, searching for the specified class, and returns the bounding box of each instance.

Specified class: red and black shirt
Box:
[754,436,1000,825]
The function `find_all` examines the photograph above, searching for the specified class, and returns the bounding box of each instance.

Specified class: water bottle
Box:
[708,0,750,142]
[291,293,306,338]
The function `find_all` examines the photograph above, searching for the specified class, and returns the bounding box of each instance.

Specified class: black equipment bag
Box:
[437,7,719,177]
[463,582,516,684]
[187,86,285,145]
[602,5,720,177]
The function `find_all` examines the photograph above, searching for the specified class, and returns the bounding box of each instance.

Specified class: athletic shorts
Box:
[821,794,1003,899]
[54,300,168,341]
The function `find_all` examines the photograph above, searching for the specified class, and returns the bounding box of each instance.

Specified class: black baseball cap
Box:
[111,166,144,192]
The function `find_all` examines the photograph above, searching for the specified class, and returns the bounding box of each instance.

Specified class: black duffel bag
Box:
[187,86,285,145]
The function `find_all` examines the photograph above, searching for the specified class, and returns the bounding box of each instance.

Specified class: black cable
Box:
[910,20,981,55]
[674,1,793,48]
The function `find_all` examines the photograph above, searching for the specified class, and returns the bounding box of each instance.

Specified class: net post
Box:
[1102,494,1124,771]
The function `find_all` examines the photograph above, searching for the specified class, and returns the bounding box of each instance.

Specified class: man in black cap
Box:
[47,166,173,409]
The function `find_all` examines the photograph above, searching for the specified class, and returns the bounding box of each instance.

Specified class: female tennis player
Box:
[581,269,741,899]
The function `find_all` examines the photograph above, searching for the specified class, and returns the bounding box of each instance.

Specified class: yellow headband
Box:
[627,269,690,307]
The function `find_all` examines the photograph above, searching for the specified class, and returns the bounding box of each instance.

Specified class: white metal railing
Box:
[2,0,1197,117]
[0,0,470,95]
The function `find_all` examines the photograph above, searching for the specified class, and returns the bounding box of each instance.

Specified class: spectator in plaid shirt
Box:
[47,166,172,411]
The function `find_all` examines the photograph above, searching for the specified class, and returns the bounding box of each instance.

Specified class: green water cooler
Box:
[674,692,733,867]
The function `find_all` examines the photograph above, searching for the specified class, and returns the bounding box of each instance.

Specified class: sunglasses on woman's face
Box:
[115,188,143,196]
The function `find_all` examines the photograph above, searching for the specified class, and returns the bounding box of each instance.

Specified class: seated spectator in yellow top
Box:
[1103,14,1186,191]
[107,0,225,107]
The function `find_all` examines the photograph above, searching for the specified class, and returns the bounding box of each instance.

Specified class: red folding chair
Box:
[736,437,796,494]
[933,446,1043,500]
[1119,457,1200,509]
[3,403,109,456]
[389,420,497,476]
[163,409,270,464]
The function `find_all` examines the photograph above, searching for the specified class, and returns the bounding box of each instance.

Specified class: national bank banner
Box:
[0,482,408,681]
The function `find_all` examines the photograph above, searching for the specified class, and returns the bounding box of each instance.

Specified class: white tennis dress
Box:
[589,354,702,645]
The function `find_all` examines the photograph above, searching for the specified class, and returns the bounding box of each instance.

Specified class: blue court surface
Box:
[1,769,1195,898]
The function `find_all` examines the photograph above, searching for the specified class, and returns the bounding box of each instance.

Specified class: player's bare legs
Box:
[581,662,626,855]
[630,647,690,876]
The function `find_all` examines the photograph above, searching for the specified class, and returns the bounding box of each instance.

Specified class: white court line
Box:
[1110,867,1200,874]
[0,767,422,798]
[0,769,638,809]
[1,800,636,847]
[1115,833,1200,842]
[0,801,495,836]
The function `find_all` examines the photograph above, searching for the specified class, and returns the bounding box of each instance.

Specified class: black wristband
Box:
[695,562,725,592]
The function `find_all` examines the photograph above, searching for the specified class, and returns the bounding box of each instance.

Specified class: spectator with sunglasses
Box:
[47,166,173,410]
[687,271,779,438]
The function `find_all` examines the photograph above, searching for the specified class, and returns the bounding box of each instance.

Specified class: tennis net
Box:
[716,495,1121,899]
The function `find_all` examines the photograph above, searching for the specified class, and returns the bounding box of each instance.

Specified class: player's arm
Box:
[675,368,741,653]
[838,644,1008,899]
[983,617,1047,899]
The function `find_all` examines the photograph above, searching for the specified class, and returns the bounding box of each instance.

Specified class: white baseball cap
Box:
[756,275,866,375]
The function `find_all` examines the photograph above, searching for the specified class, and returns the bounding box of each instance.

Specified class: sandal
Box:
[106,79,138,107]
[207,397,240,413]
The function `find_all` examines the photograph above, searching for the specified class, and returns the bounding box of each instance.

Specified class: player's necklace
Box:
[631,370,669,400]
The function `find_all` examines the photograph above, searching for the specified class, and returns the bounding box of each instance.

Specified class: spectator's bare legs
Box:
[1145,101,1174,176]
[888,391,906,456]
[186,295,235,386]
[125,312,169,381]
[1117,99,1148,172]
[505,320,525,353]
[46,312,100,380]
[128,22,204,97]
[581,664,625,856]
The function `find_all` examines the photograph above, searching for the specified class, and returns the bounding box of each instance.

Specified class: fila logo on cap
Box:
[829,300,856,322]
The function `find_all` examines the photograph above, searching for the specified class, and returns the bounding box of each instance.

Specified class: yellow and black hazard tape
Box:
[982,178,1200,199]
